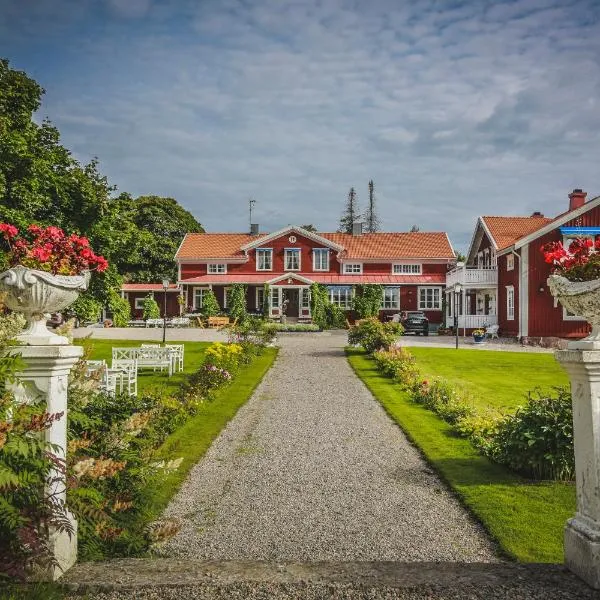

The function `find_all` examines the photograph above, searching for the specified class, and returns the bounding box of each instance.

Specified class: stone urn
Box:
[547,273,600,349]
[0,265,90,345]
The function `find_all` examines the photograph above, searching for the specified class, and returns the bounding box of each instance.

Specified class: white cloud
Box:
[2,0,600,248]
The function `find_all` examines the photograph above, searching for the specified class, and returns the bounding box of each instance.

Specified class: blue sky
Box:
[2,0,600,252]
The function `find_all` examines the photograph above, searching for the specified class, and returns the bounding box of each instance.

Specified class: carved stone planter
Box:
[0,265,89,345]
[547,274,600,350]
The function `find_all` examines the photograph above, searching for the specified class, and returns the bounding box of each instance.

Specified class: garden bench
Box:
[127,320,146,327]
[207,316,230,328]
[145,318,163,327]
[170,317,190,327]
[112,347,174,376]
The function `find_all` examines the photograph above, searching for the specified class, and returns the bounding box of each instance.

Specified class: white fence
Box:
[446,314,498,329]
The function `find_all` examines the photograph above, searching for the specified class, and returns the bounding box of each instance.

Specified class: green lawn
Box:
[408,347,569,414]
[75,339,210,395]
[347,349,575,563]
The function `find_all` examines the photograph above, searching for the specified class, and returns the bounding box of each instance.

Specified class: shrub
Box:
[204,342,244,374]
[480,388,574,481]
[201,290,220,317]
[228,284,247,323]
[229,317,276,347]
[183,364,232,400]
[412,378,474,424]
[70,293,103,324]
[325,303,347,328]
[108,289,131,327]
[271,323,320,332]
[348,317,403,353]
[309,283,328,329]
[373,346,420,388]
[352,285,383,318]
[142,295,160,320]
[262,284,270,318]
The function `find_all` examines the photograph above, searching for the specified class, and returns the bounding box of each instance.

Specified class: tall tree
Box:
[300,224,318,233]
[338,187,360,234]
[364,179,381,233]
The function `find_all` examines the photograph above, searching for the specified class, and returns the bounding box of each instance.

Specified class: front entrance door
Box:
[283,288,299,317]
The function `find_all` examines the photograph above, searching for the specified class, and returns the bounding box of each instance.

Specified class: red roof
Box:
[180,274,445,285]
[176,230,455,260]
[122,283,180,292]
[481,216,552,250]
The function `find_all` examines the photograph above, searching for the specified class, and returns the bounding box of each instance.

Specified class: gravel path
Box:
[160,333,499,562]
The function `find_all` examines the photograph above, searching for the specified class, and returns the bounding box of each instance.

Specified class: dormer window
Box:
[256,248,272,271]
[393,264,421,275]
[343,263,362,274]
[285,248,301,270]
[207,264,227,274]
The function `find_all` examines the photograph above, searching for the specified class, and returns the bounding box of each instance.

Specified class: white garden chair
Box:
[485,324,499,339]
[166,344,184,372]
[111,358,138,396]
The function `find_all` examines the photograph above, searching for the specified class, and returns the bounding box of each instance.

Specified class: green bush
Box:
[108,289,131,327]
[309,283,328,329]
[348,317,403,353]
[70,293,103,324]
[142,295,160,320]
[228,284,247,322]
[352,285,383,318]
[412,378,474,424]
[479,388,574,481]
[373,346,420,387]
[271,323,320,332]
[229,316,276,347]
[201,290,220,317]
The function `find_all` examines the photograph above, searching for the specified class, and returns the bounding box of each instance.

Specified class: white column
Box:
[9,344,83,580]
[556,348,600,588]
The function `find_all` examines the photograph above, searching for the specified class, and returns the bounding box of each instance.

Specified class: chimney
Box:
[250,223,259,236]
[352,222,363,236]
[569,189,587,211]
[531,211,544,217]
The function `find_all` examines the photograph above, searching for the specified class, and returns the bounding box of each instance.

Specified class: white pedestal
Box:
[556,348,600,588]
[9,344,83,581]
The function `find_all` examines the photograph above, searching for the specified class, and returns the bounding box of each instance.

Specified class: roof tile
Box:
[481,216,552,251]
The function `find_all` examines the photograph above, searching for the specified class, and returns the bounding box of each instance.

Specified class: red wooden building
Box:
[174,225,456,324]
[121,283,181,319]
[447,189,600,342]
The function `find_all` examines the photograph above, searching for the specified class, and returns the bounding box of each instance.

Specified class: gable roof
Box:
[481,216,553,251]
[176,230,455,261]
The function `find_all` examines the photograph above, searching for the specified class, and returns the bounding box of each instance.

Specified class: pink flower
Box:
[0,223,18,239]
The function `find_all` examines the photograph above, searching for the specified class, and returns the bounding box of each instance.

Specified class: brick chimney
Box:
[569,188,587,211]
[531,211,544,217]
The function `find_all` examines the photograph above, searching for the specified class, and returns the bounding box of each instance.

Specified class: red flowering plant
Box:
[0,223,108,275]
[541,237,600,282]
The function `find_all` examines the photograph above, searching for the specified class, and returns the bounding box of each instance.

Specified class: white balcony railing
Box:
[445,314,498,330]
[446,266,497,288]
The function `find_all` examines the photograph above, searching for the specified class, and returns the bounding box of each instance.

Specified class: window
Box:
[313,248,329,271]
[256,287,265,312]
[207,263,227,274]
[285,248,301,270]
[328,286,353,308]
[343,263,362,274]
[393,264,421,275]
[193,288,209,310]
[418,287,441,310]
[134,297,145,310]
[506,254,514,271]
[301,288,310,309]
[223,287,232,309]
[382,287,400,309]
[256,248,272,271]
[270,287,281,308]
[506,286,514,320]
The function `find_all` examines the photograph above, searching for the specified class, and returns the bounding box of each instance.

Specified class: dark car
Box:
[400,311,429,335]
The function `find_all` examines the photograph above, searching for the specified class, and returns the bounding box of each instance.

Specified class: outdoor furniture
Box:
[145,318,163,327]
[127,320,146,327]
[485,324,499,339]
[166,344,184,372]
[111,358,138,396]
[207,316,230,328]
[85,359,106,376]
[170,317,190,327]
[103,368,127,395]
[112,347,174,377]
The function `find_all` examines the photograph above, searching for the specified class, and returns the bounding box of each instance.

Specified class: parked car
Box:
[400,311,429,335]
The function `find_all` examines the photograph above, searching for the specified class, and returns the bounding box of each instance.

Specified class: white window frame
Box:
[313,248,329,271]
[382,287,400,309]
[270,286,281,309]
[343,263,362,274]
[506,285,514,320]
[506,254,514,271]
[256,287,265,312]
[193,287,210,311]
[418,287,442,310]
[328,286,353,309]
[207,263,227,274]
[134,297,145,310]
[284,248,301,271]
[301,288,310,309]
[392,263,421,275]
[563,307,586,321]
[223,287,232,309]
[256,248,273,271]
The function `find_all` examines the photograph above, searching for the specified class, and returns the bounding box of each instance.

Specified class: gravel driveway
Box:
[161,333,499,562]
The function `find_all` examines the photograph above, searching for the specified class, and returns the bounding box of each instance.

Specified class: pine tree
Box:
[364,180,381,233]
[338,187,360,233]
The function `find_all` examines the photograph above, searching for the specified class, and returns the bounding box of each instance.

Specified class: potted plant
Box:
[0,223,108,345]
[472,328,486,344]
[544,237,600,347]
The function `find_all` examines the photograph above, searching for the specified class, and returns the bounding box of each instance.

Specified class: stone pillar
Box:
[556,348,600,589]
[9,344,83,581]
